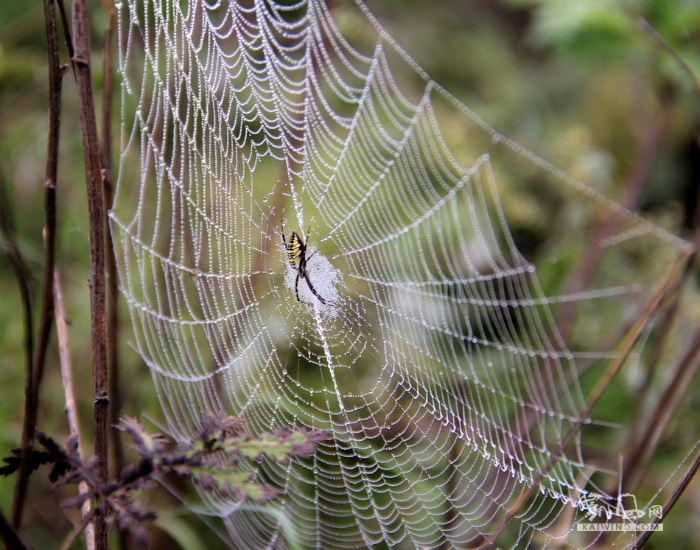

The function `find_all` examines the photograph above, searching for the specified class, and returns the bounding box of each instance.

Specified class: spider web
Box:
[111,0,691,548]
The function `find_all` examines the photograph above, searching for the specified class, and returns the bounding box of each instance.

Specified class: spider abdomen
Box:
[286,231,303,266]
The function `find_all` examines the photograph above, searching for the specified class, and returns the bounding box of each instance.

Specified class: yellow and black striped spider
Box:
[281,223,328,305]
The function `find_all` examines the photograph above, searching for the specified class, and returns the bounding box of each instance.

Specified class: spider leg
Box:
[304,226,321,262]
[304,272,328,305]
[295,270,301,302]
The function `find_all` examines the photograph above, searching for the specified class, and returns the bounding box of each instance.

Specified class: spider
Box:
[281,223,329,305]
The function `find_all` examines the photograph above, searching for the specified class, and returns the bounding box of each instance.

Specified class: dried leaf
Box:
[2,412,323,547]
[130,523,151,550]
[116,417,168,457]
[48,457,73,482]
[218,414,245,436]
[52,468,86,492]
[200,411,221,439]
[0,444,70,479]
[60,491,93,510]
[0,450,21,477]
[36,431,63,454]
[112,497,156,550]
[195,472,218,492]
[289,429,328,458]
[65,434,81,460]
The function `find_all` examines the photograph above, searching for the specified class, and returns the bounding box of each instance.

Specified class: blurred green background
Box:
[1,0,699,547]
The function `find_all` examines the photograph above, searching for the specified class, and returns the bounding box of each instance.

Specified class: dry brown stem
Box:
[71,0,109,545]
[54,268,96,550]
[10,0,66,531]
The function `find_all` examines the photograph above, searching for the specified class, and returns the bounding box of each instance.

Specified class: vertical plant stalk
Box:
[10,0,65,531]
[71,0,109,546]
[32,0,63,433]
[54,268,96,550]
[101,8,124,479]
[100,12,129,550]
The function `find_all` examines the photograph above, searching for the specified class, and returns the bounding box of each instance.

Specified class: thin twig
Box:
[624,325,700,492]
[556,85,676,342]
[55,0,75,71]
[623,231,700,489]
[504,70,681,473]
[639,18,700,100]
[0,508,27,550]
[636,445,700,548]
[626,280,683,443]
[0,174,35,536]
[607,12,700,518]
[71,0,109,546]
[484,251,690,548]
[54,268,96,550]
[58,507,98,550]
[33,0,64,425]
[10,0,66,531]
[583,255,686,409]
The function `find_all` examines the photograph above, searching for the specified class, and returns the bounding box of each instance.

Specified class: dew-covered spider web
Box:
[112,0,692,548]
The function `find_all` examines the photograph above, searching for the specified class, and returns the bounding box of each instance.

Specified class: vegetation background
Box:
[0,0,699,547]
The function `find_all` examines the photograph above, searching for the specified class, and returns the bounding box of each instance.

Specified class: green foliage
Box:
[523,1,638,59]
[504,0,700,80]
